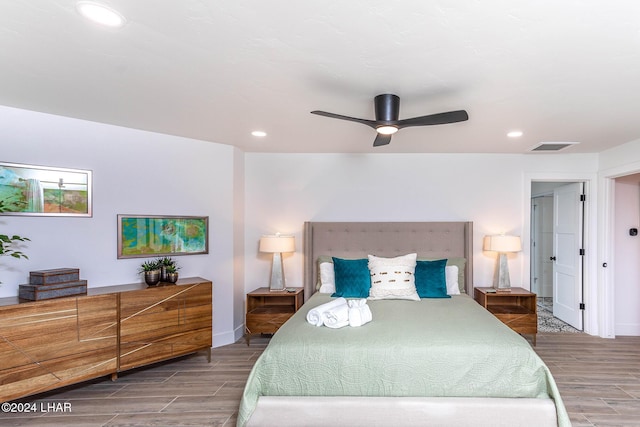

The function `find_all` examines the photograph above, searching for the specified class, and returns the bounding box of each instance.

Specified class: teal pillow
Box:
[415,259,450,298]
[331,257,370,298]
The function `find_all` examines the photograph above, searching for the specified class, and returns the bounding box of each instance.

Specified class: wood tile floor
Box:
[535,333,640,427]
[0,337,270,427]
[2,333,639,426]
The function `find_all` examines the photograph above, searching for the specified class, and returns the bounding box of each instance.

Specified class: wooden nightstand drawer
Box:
[246,307,294,334]
[245,287,303,345]
[490,311,537,334]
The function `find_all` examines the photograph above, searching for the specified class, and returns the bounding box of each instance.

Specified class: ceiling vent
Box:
[529,142,579,152]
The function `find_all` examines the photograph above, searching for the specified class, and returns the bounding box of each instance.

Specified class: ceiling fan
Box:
[311,94,469,147]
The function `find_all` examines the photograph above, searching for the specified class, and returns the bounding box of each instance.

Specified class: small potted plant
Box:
[139,260,161,286]
[157,256,176,282]
[164,263,181,283]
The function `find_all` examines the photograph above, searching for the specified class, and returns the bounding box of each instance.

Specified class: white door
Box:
[552,183,584,330]
[531,196,554,298]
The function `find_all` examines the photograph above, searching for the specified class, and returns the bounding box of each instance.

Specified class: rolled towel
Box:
[322,303,350,328]
[306,297,348,326]
[348,299,373,327]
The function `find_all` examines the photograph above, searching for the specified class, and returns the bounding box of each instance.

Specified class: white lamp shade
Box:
[259,235,295,253]
[483,235,522,253]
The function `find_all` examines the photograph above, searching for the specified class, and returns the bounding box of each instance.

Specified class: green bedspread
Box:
[238,294,570,427]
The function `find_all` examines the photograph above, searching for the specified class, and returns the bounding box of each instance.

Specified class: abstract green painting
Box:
[117,215,208,258]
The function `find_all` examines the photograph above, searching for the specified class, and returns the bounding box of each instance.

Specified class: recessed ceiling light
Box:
[507,130,523,138]
[76,1,126,28]
[251,131,267,137]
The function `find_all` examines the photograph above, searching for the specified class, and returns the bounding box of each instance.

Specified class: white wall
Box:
[599,138,640,172]
[244,153,599,294]
[232,148,246,341]
[614,175,640,335]
[0,106,239,347]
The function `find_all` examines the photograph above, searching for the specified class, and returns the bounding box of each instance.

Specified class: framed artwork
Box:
[0,162,92,217]
[117,215,209,259]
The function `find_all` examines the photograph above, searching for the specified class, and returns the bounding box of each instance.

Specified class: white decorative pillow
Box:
[318,261,336,293]
[445,265,460,295]
[368,253,419,301]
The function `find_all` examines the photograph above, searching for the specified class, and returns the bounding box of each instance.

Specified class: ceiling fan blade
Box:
[310,111,377,129]
[397,110,469,129]
[373,133,392,147]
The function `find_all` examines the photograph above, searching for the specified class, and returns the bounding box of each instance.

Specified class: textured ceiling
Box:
[1,1,640,153]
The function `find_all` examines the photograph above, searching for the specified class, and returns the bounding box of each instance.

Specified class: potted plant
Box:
[0,200,30,284]
[139,260,161,286]
[157,256,176,282]
[164,263,181,283]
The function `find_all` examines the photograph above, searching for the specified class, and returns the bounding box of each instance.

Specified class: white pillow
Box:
[368,253,420,301]
[445,265,460,295]
[318,262,336,293]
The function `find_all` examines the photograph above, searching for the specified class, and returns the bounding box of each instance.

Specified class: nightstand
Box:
[474,287,537,345]
[245,287,304,345]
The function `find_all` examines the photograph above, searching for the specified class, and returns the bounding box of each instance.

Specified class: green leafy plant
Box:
[157,256,176,267]
[0,200,30,260]
[138,259,161,274]
[165,263,181,274]
[0,234,30,259]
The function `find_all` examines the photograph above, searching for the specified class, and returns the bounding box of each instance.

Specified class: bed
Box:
[238,222,570,427]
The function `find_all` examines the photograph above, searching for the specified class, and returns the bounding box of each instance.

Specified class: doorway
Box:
[531,181,584,332]
[599,165,640,338]
[613,174,640,336]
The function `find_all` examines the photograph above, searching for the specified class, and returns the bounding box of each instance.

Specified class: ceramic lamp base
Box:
[493,252,511,291]
[269,252,286,292]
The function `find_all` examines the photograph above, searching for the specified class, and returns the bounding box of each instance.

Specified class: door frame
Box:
[523,172,598,335]
[598,159,640,338]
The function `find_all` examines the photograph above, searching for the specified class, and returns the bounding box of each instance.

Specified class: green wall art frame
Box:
[117,215,209,259]
[0,162,92,217]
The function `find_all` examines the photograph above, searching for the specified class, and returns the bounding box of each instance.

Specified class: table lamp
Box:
[483,234,522,291]
[259,234,295,291]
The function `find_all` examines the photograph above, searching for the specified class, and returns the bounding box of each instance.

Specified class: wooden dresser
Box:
[0,277,212,403]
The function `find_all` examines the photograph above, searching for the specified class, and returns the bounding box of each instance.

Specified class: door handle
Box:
[550,256,556,261]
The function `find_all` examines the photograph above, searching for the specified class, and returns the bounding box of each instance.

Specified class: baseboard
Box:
[614,323,640,336]
[213,329,239,348]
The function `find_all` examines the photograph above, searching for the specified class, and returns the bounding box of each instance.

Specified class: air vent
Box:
[530,142,579,152]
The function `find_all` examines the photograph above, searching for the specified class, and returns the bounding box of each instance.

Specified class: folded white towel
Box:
[306,297,348,326]
[322,303,350,328]
[347,299,373,327]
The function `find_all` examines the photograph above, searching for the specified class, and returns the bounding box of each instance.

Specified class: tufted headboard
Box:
[303,221,473,301]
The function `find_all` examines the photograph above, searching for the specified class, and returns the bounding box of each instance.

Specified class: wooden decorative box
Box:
[29,268,80,285]
[19,280,88,301]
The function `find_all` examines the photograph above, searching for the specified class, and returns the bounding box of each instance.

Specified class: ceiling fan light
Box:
[376,125,398,135]
[76,1,126,28]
